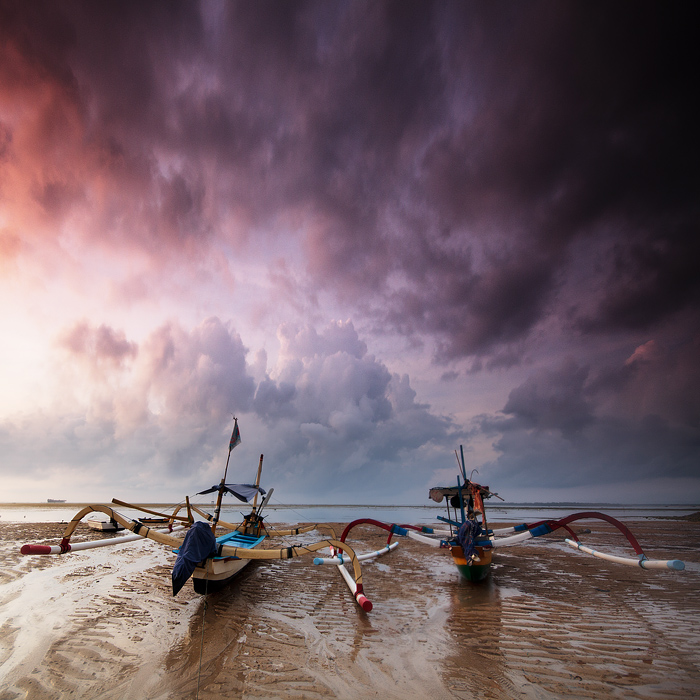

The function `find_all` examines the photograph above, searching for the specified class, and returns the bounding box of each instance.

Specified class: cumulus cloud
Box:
[251,321,457,497]
[591,336,700,429]
[59,322,137,370]
[574,231,700,334]
[1,317,455,500]
[21,317,257,487]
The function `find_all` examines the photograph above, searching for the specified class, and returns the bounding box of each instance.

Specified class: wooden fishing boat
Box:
[339,445,686,585]
[20,419,383,610]
[426,446,685,580]
[336,462,498,582]
[332,448,500,583]
[427,477,497,582]
[190,529,265,594]
[171,426,271,595]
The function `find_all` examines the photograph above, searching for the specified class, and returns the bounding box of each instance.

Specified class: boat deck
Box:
[172,529,265,560]
[215,531,265,549]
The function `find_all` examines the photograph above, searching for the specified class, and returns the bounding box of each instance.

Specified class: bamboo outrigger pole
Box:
[313,541,399,565]
[111,499,191,523]
[564,538,685,569]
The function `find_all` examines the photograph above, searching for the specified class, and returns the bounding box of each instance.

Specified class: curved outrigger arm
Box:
[406,529,443,547]
[339,518,449,552]
[339,517,443,551]
[340,518,436,544]
[490,511,685,570]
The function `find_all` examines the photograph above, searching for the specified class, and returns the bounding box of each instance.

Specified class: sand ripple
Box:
[1,519,699,699]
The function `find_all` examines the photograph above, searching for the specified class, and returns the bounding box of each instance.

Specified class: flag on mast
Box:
[228,418,241,452]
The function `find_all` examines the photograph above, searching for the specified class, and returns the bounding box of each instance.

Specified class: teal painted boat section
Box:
[456,562,491,582]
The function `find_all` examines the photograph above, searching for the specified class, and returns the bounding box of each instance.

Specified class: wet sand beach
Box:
[1,517,699,699]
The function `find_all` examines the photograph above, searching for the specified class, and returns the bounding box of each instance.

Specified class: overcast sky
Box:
[1,1,698,505]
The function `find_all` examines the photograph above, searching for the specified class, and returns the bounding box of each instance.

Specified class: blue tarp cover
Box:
[456,519,482,561]
[172,522,217,595]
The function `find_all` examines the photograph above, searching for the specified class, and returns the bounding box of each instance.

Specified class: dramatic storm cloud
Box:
[0,1,698,503]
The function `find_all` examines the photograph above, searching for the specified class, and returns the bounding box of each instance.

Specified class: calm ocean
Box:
[2,502,698,524]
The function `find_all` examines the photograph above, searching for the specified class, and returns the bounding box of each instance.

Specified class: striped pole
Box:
[336,561,373,611]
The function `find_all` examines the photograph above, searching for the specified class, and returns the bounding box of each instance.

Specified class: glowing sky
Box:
[1,2,698,504]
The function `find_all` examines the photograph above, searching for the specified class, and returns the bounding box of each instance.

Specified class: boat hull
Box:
[189,530,266,594]
[450,545,492,582]
[192,556,251,594]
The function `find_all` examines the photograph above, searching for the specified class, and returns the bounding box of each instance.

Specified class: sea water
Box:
[2,502,697,525]
[236,502,699,525]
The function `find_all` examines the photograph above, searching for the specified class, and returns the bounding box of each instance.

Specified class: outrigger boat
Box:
[420,445,502,581]
[426,446,686,580]
[20,419,383,610]
[333,445,685,584]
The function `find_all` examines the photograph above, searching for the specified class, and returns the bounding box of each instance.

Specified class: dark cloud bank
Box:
[1,1,698,499]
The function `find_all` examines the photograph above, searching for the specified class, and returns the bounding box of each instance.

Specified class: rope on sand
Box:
[196,579,209,699]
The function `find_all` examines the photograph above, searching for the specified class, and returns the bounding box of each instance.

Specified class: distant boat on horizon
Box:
[47,499,66,503]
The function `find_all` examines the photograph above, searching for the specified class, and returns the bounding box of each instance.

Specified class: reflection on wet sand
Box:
[440,576,525,699]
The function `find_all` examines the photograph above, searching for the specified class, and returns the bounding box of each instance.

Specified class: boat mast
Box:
[211,455,230,534]
[212,417,240,534]
[456,445,468,524]
[459,445,468,483]
[252,454,264,508]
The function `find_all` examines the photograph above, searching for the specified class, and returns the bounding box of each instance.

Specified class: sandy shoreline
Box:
[1,518,699,699]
